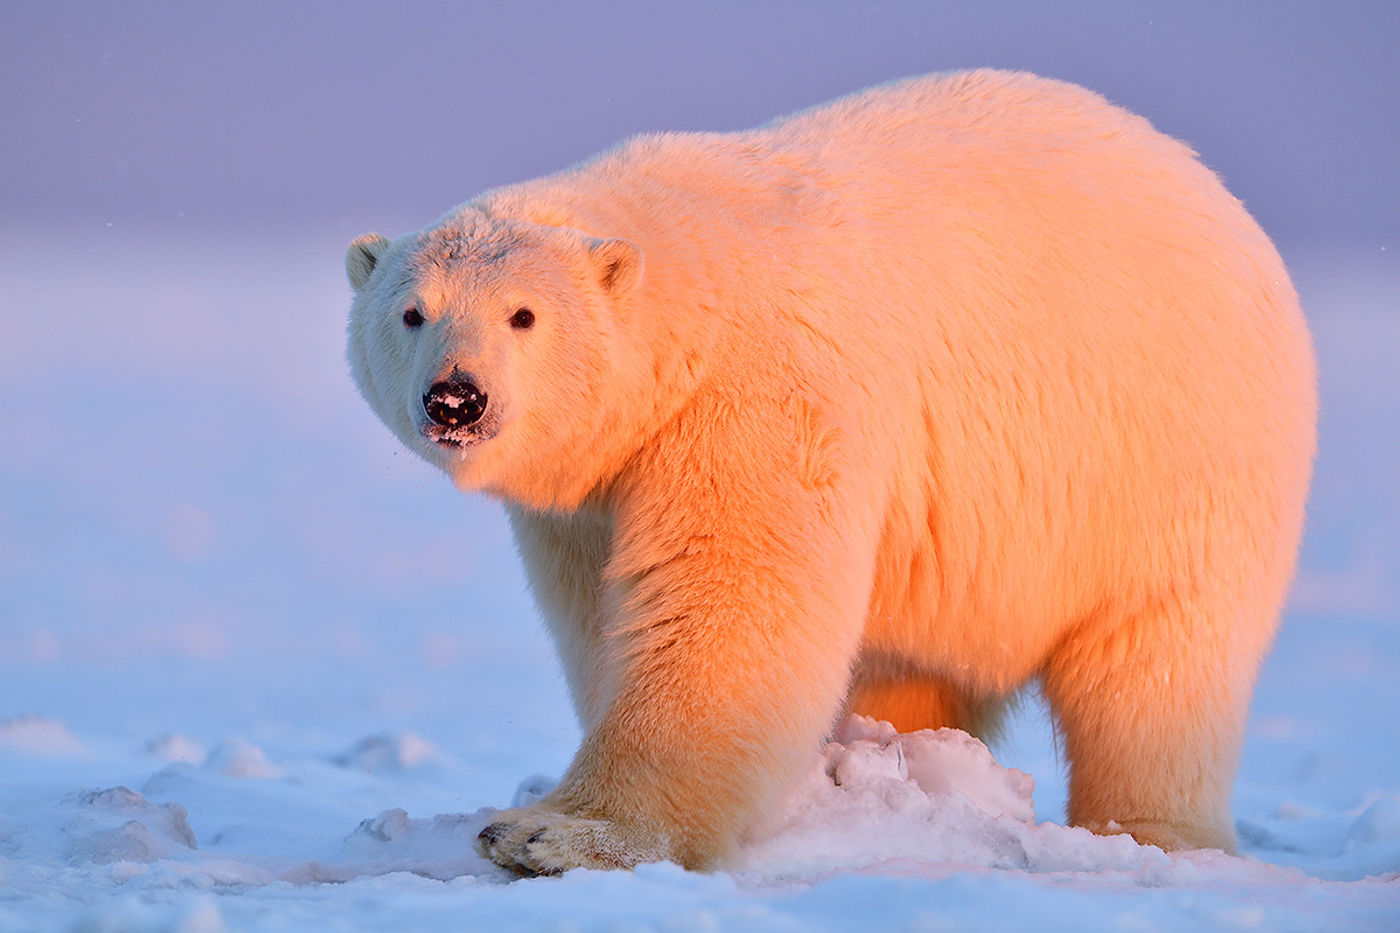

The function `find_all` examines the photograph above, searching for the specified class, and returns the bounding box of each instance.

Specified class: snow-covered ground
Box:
[1,226,1397,930]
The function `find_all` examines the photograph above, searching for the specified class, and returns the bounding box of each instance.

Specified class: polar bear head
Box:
[345,211,642,505]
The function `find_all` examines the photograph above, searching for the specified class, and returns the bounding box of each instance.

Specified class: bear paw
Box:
[1107,817,1237,855]
[477,805,667,875]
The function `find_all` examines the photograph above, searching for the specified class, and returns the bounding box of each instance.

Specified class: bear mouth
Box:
[421,418,498,451]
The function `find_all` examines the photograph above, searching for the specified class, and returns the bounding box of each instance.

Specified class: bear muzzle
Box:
[421,371,491,446]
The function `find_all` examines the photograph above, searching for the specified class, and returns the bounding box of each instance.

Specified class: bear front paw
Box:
[476,805,667,875]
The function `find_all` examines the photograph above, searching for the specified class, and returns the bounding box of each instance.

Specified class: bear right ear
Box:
[346,233,390,292]
[588,237,643,299]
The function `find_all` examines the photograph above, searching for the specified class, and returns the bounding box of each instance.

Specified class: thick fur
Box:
[345,71,1316,872]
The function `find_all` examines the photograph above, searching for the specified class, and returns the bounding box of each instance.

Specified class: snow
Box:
[1,227,1397,931]
[0,716,85,757]
[4,715,1395,932]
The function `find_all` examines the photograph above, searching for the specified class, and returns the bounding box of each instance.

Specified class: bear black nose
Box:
[423,374,488,428]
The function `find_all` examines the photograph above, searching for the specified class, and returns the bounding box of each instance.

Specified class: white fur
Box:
[346,70,1316,872]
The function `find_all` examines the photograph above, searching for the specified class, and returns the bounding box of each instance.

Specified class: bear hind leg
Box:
[1042,597,1266,853]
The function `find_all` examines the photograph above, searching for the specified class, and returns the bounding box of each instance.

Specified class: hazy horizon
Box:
[3,1,1397,253]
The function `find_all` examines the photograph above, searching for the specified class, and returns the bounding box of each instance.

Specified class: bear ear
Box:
[588,237,643,298]
[346,233,390,292]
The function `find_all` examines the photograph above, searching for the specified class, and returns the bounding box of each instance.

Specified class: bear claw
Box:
[477,822,506,848]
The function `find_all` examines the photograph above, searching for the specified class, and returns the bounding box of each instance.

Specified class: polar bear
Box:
[345,70,1315,874]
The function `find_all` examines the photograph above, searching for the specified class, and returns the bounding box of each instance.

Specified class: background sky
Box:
[3,0,1397,251]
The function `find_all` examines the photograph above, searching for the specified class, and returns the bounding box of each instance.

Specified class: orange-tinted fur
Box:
[346,71,1316,872]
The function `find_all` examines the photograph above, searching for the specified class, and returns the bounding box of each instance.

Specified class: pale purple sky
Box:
[2,1,1397,250]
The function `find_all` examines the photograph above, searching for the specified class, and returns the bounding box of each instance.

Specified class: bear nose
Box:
[423,374,488,428]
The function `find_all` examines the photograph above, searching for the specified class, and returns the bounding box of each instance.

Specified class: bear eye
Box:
[402,306,424,329]
[510,307,535,331]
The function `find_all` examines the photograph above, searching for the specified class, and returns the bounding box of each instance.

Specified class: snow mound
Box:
[833,715,1035,821]
[1341,796,1400,852]
[332,807,502,881]
[740,715,1165,876]
[0,714,85,756]
[511,773,559,807]
[1334,796,1400,879]
[335,732,440,772]
[65,786,198,864]
[202,738,280,778]
[146,732,207,764]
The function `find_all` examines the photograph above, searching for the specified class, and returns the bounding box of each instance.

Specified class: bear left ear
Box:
[346,233,390,292]
[589,237,643,298]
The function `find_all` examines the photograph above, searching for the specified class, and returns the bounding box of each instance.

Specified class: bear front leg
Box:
[505,505,614,731]
[477,534,870,871]
[480,422,880,872]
